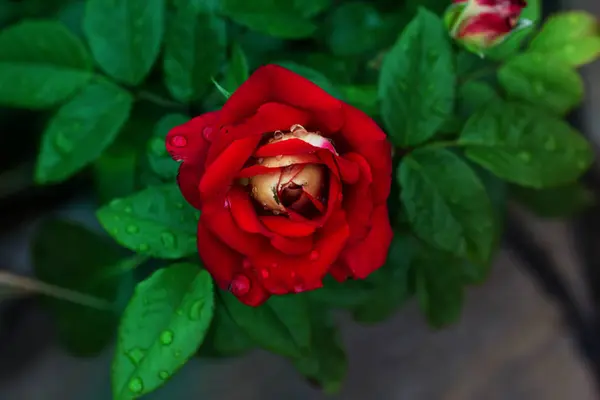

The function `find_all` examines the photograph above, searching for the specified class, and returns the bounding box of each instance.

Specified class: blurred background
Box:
[1,0,599,399]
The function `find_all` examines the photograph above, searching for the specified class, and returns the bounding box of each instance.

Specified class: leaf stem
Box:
[136,90,186,109]
[96,254,149,281]
[422,140,462,150]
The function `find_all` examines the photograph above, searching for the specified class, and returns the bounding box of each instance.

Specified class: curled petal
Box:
[271,234,313,256]
[166,111,219,164]
[254,138,323,158]
[177,163,203,210]
[228,186,269,235]
[260,216,316,237]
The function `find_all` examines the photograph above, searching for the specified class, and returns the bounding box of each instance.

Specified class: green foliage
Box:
[97,184,199,259]
[4,1,598,397]
[459,102,593,188]
[112,264,214,399]
[83,0,165,85]
[35,79,133,184]
[379,8,456,146]
[32,219,128,356]
[0,20,92,108]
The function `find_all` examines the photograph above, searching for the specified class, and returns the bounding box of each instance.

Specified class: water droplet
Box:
[124,206,133,213]
[161,232,176,248]
[174,350,181,358]
[290,124,304,133]
[128,377,144,393]
[544,137,556,151]
[170,135,187,148]
[275,154,283,160]
[126,347,145,365]
[126,225,139,234]
[273,210,280,215]
[533,81,545,94]
[243,259,252,269]
[251,187,259,196]
[229,274,251,296]
[189,300,205,320]
[54,132,73,153]
[202,127,214,141]
[271,262,278,268]
[518,152,531,162]
[159,371,170,380]
[176,202,184,209]
[257,158,264,164]
[139,243,149,252]
[293,284,305,293]
[309,250,319,261]
[260,269,269,278]
[273,130,284,140]
[176,308,184,316]
[160,330,174,345]
[290,271,297,278]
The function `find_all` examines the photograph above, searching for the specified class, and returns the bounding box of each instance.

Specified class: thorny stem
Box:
[0,271,112,310]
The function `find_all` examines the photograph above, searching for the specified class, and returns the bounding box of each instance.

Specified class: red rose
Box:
[448,0,528,50]
[166,65,392,306]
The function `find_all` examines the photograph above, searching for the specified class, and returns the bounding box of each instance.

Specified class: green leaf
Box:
[163,7,226,102]
[528,11,600,67]
[310,276,373,309]
[459,102,593,188]
[94,148,139,204]
[219,0,317,39]
[339,85,379,116]
[352,232,416,323]
[222,43,249,93]
[199,298,255,357]
[324,2,387,56]
[293,307,346,394]
[275,61,342,98]
[0,20,92,108]
[414,248,464,328]
[512,182,594,218]
[497,53,583,115]
[83,0,165,85]
[147,114,188,180]
[379,8,456,146]
[97,184,200,259]
[217,290,311,358]
[399,147,495,263]
[35,79,134,184]
[32,219,123,356]
[112,264,214,400]
[458,80,500,118]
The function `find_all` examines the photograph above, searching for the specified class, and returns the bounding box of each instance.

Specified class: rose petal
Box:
[271,234,313,256]
[340,104,392,203]
[166,111,219,164]
[220,65,344,135]
[207,102,312,166]
[228,186,269,235]
[260,216,317,237]
[177,163,203,210]
[339,204,392,279]
[342,154,374,245]
[197,219,240,289]
[254,138,321,158]
[199,135,262,202]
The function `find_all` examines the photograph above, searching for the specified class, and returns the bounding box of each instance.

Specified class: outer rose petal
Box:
[220,65,345,134]
[338,204,392,279]
[197,220,240,289]
[339,105,392,203]
[342,153,374,245]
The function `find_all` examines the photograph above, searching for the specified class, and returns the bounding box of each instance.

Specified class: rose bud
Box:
[445,0,529,54]
[166,65,392,307]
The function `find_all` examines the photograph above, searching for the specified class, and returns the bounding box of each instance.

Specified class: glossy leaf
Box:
[32,219,124,356]
[379,8,455,146]
[399,147,495,263]
[528,11,600,67]
[97,184,200,259]
[217,290,311,358]
[222,44,250,93]
[0,20,92,108]
[339,85,379,116]
[83,0,165,85]
[459,102,593,188]
[35,79,133,184]
[458,81,500,118]
[498,53,583,115]
[147,114,188,180]
[112,264,214,400]
[275,61,342,98]
[163,6,226,102]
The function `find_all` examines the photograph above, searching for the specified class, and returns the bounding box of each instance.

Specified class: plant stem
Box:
[137,90,186,109]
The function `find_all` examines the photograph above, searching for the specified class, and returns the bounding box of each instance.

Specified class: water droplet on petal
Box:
[229,274,251,296]
[126,347,145,365]
[275,155,283,160]
[271,262,278,269]
[159,371,170,380]
[309,250,319,261]
[128,377,144,393]
[260,269,269,278]
[189,300,205,320]
[293,284,305,293]
[126,225,139,234]
[274,130,284,140]
[160,330,174,345]
[257,158,264,164]
[243,259,252,269]
[161,232,176,248]
[202,127,214,141]
[170,135,187,148]
[290,271,297,278]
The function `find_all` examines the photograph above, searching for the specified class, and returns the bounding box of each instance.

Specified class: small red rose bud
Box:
[445,0,529,54]
[249,126,331,216]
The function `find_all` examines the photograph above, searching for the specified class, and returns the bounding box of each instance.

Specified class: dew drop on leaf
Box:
[126,225,139,234]
[128,377,144,393]
[189,300,204,321]
[160,330,174,345]
[53,131,74,153]
[544,137,556,151]
[124,206,133,213]
[518,152,531,162]
[126,347,145,365]
[139,243,149,252]
[161,232,176,248]
[159,371,170,380]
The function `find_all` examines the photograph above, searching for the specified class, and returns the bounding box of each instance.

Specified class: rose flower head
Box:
[166,65,392,306]
[445,0,529,54]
